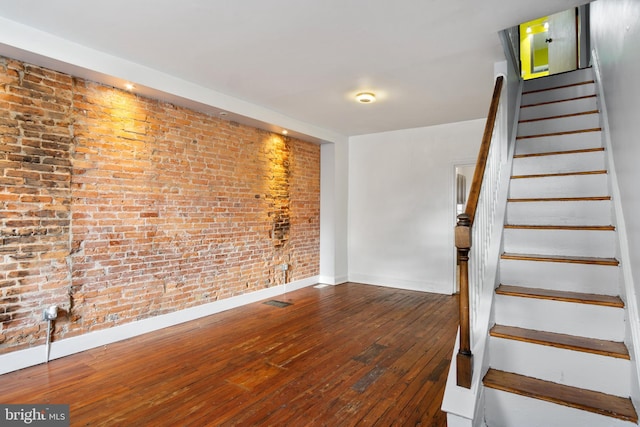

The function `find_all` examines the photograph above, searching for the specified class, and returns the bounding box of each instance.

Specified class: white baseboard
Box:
[282,276,320,293]
[0,275,319,375]
[347,273,450,294]
[317,275,348,285]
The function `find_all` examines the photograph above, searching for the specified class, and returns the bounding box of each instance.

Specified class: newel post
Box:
[455,213,473,388]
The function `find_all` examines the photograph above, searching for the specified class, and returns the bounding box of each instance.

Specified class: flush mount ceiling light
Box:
[124,83,135,91]
[355,92,376,104]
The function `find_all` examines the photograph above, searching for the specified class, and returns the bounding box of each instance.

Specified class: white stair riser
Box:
[509,174,609,199]
[519,96,598,121]
[506,200,612,226]
[494,295,625,341]
[503,228,617,258]
[515,131,602,155]
[484,388,637,427]
[499,259,619,296]
[522,83,596,106]
[523,68,594,92]
[517,113,600,137]
[512,151,605,176]
[490,337,630,397]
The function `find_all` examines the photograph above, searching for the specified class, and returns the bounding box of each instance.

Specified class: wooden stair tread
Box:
[490,325,629,359]
[516,128,602,140]
[496,284,624,308]
[519,110,599,124]
[508,196,611,203]
[483,369,638,423]
[522,80,595,96]
[504,224,615,231]
[514,147,604,159]
[501,253,619,266]
[521,94,597,109]
[512,170,607,179]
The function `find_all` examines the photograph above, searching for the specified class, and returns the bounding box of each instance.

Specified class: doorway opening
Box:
[520,16,551,80]
[519,4,590,80]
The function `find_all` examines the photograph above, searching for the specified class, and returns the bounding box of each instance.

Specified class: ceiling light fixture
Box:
[282,129,288,135]
[124,83,135,91]
[355,92,376,104]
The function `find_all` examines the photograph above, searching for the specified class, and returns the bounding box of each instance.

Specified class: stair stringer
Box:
[593,48,640,412]
[442,76,522,427]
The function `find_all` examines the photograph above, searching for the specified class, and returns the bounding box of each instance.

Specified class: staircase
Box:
[482,68,639,426]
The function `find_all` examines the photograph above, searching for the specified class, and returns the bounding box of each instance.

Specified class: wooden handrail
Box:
[455,75,504,389]
[465,75,504,224]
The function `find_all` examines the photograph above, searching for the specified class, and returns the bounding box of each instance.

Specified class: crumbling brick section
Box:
[0,55,320,355]
[0,58,73,350]
[266,135,291,247]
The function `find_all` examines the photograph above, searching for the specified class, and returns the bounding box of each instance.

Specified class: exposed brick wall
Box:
[0,58,73,351]
[0,56,320,353]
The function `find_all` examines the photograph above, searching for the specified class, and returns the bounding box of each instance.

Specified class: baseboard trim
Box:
[0,275,319,375]
[317,275,348,285]
[347,273,449,294]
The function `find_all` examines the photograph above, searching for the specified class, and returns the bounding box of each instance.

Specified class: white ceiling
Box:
[0,0,589,142]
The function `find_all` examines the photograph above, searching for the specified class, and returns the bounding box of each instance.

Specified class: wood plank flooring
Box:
[0,283,459,426]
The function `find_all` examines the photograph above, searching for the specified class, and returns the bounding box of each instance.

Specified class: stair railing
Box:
[456,75,505,388]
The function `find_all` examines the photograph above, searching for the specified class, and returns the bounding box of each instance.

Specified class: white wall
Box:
[320,141,349,285]
[591,0,640,287]
[348,120,485,294]
[590,0,640,406]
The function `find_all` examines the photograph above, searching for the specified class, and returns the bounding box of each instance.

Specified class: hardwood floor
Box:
[0,283,459,426]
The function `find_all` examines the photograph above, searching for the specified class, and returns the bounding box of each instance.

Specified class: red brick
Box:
[0,54,320,354]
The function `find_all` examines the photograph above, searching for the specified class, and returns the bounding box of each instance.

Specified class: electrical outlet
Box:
[43,305,58,321]
[281,263,289,271]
